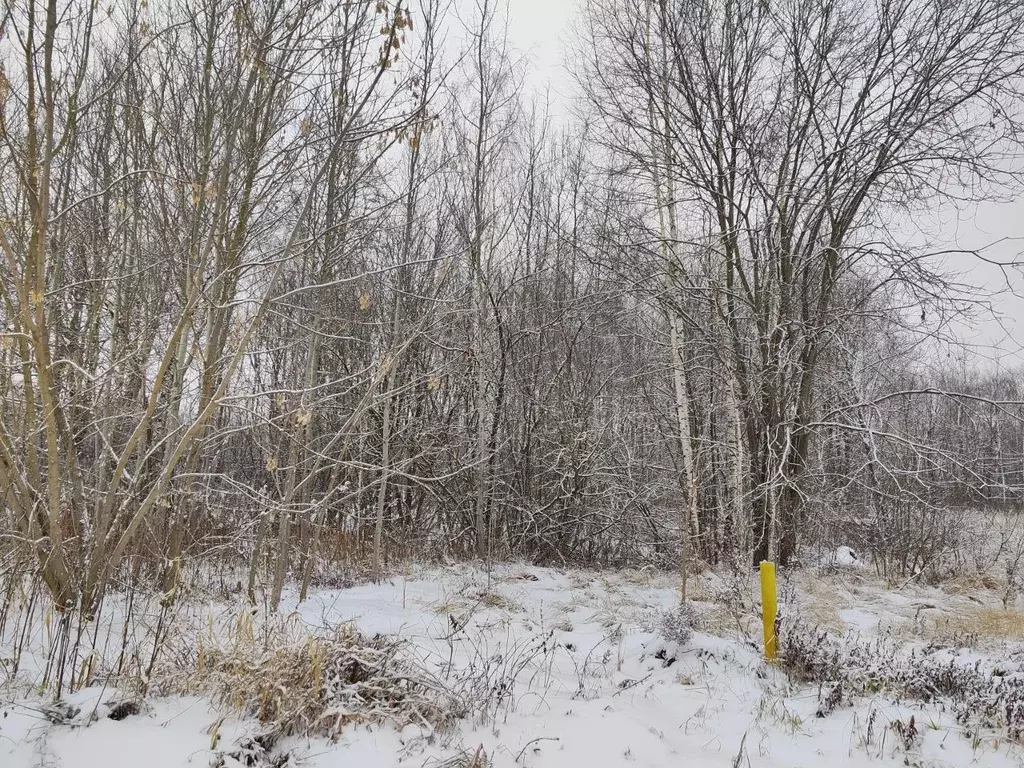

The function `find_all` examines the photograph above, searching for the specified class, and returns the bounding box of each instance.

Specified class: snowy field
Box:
[4,562,1024,768]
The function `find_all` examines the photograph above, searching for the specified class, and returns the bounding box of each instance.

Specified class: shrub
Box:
[658,601,699,647]
[779,619,1024,740]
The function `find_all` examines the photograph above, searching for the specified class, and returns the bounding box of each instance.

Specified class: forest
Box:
[3,0,1024,716]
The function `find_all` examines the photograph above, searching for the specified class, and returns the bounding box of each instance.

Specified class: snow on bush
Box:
[780,618,1024,739]
[657,601,699,647]
[164,608,557,766]
[187,620,458,741]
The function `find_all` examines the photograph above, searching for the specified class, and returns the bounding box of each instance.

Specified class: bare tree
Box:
[578,0,1024,564]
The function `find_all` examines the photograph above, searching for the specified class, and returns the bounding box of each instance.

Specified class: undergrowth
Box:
[148,603,556,765]
[156,611,460,739]
[780,619,1024,740]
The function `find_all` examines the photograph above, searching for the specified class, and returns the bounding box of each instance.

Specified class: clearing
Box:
[3,562,1024,767]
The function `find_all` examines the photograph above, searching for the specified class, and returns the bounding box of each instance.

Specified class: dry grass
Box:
[941,572,1003,596]
[155,609,457,739]
[695,602,739,637]
[430,589,521,618]
[476,590,521,612]
[431,597,468,617]
[567,572,592,590]
[551,616,574,632]
[682,579,713,603]
[618,567,657,587]
[796,577,846,631]
[927,606,1024,643]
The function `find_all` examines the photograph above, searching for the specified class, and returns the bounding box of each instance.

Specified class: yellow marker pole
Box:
[760,560,778,661]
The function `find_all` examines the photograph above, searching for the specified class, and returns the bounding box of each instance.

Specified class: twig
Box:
[612,672,653,696]
[515,737,560,763]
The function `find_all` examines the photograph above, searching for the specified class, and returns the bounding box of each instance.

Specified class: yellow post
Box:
[760,560,777,661]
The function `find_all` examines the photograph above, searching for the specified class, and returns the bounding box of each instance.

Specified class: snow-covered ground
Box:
[4,563,1024,767]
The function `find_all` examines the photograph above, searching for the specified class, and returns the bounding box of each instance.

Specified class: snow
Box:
[1,695,241,768]
[825,545,867,569]
[839,608,880,632]
[4,564,1024,767]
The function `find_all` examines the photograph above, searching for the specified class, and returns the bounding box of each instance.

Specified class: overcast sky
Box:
[490,0,1024,366]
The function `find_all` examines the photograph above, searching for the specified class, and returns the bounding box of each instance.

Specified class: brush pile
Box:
[174,615,458,741]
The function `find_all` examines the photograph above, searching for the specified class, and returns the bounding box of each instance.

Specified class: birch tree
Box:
[579,0,1024,564]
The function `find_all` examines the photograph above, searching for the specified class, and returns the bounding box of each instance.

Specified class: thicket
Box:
[2,0,1024,698]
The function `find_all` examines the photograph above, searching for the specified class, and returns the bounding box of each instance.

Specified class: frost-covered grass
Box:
[4,563,1024,767]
